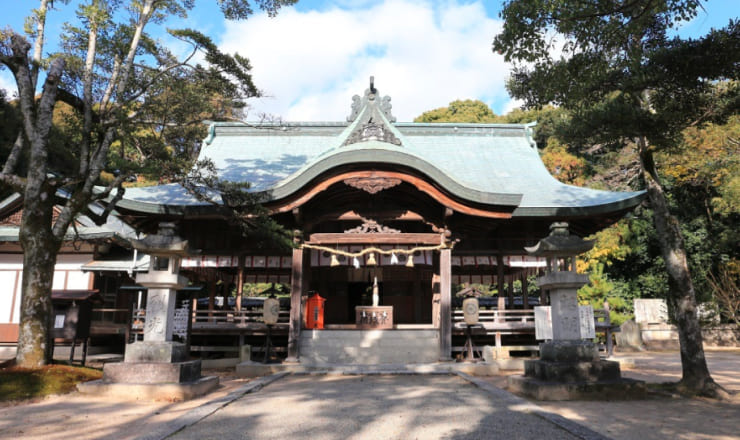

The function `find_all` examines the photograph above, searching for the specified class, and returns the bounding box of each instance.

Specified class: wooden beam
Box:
[336,210,425,221]
[308,232,442,245]
[270,170,513,219]
[439,248,452,361]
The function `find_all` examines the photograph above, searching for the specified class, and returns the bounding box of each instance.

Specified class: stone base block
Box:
[453,362,500,376]
[234,360,500,377]
[103,360,202,384]
[124,341,188,363]
[236,361,309,377]
[539,340,599,362]
[507,374,646,401]
[77,376,218,401]
[524,359,621,383]
[640,323,680,351]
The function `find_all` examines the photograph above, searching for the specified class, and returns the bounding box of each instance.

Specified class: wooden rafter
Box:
[268,170,513,219]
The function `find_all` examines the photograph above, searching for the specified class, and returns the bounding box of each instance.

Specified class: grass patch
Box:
[0,364,102,402]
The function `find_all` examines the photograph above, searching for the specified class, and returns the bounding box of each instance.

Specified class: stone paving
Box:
[168,374,592,440]
[1,350,738,440]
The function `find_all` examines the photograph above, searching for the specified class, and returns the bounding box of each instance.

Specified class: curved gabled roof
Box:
[113,84,645,218]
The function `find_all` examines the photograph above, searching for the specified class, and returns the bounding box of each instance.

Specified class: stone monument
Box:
[79,223,218,400]
[508,223,644,400]
[634,298,679,350]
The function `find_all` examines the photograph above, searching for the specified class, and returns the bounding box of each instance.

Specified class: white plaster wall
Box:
[0,271,19,323]
[0,254,93,325]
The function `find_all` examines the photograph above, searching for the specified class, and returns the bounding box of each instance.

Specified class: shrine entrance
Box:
[310,265,434,326]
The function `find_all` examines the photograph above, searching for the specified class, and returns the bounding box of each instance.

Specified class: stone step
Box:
[299,329,440,365]
[301,329,439,340]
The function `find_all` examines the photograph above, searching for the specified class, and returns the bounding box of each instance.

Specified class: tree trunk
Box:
[16,197,60,367]
[638,139,726,398]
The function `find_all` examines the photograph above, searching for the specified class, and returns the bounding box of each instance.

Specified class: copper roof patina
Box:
[111,79,645,218]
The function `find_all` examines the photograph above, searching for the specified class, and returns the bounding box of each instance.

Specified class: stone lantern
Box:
[126,222,190,360]
[83,222,218,400]
[526,222,595,348]
[507,222,643,400]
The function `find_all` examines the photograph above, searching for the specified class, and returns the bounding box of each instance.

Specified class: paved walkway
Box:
[0,350,738,440]
[167,374,594,440]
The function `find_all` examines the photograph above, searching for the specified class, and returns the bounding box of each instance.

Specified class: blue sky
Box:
[1,0,737,121]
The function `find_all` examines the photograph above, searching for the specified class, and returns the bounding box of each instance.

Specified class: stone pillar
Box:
[542,272,589,341]
[535,270,599,364]
[143,288,178,342]
[124,255,189,363]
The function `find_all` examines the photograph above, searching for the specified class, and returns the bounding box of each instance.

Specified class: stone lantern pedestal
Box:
[79,223,218,400]
[508,223,644,400]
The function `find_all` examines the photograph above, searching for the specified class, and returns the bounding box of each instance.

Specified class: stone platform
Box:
[77,375,219,401]
[509,340,645,400]
[236,360,500,377]
[102,359,203,383]
[78,340,220,401]
[507,374,646,400]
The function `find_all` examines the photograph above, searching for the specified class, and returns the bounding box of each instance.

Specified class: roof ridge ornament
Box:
[346,76,397,123]
[343,76,402,146]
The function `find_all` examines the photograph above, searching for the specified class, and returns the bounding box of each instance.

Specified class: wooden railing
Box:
[452,309,536,333]
[452,306,619,356]
[453,309,535,324]
[191,309,290,325]
[91,307,131,324]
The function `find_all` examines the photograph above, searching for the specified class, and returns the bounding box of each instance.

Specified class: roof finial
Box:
[346,76,397,123]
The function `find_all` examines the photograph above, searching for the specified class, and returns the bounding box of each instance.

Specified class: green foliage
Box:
[578,264,631,326]
[0,0,297,368]
[414,99,503,123]
[494,3,740,150]
[540,137,589,185]
[498,105,566,147]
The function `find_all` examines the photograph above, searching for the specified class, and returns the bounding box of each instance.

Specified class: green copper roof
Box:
[115,81,645,217]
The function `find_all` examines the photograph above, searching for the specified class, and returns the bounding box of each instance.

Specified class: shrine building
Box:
[109,80,645,365]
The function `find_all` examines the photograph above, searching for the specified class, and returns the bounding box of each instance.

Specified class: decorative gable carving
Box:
[344,176,402,194]
[343,117,402,146]
[343,76,402,147]
[344,220,401,234]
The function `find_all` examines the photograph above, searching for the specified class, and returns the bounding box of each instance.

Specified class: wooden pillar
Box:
[287,247,307,362]
[507,275,515,308]
[208,282,215,323]
[235,255,245,313]
[431,274,441,328]
[439,248,452,361]
[522,271,529,309]
[496,255,506,320]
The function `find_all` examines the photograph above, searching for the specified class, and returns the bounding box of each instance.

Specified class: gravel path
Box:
[169,374,585,440]
[518,350,740,440]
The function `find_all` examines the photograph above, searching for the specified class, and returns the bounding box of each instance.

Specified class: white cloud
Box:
[0,72,18,100]
[218,0,514,121]
[501,97,524,115]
